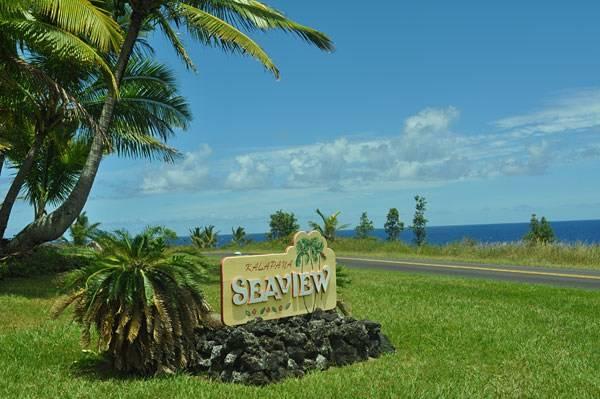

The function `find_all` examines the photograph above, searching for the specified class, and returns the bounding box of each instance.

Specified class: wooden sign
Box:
[220,231,337,326]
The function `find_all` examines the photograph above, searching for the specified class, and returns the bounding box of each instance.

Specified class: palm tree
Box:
[0,56,189,237]
[52,226,212,374]
[190,225,219,249]
[5,0,333,254]
[308,209,350,242]
[67,211,101,246]
[0,0,122,90]
[0,0,123,242]
[231,226,247,246]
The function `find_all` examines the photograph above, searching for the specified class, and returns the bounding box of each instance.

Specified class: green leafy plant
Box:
[231,226,248,246]
[52,226,211,374]
[384,208,404,241]
[524,214,555,245]
[267,210,299,241]
[355,212,374,239]
[190,225,219,249]
[66,212,101,246]
[309,209,349,242]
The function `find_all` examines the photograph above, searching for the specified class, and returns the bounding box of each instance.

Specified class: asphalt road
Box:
[336,256,600,290]
[212,252,600,290]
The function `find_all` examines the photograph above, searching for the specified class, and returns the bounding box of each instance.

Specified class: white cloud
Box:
[225,155,271,189]
[138,89,600,195]
[403,106,459,134]
[141,144,212,194]
[494,88,600,136]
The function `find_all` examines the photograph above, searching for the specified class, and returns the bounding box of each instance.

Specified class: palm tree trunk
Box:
[3,11,145,254]
[0,152,5,176]
[0,131,44,239]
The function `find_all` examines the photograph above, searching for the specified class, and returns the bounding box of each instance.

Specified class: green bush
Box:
[0,245,93,279]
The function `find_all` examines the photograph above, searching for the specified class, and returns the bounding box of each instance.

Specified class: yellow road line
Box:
[337,257,600,281]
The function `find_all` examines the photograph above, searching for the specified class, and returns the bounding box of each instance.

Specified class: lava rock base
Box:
[190,309,395,385]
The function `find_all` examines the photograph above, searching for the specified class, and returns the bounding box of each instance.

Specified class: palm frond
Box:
[193,0,334,51]
[177,3,279,78]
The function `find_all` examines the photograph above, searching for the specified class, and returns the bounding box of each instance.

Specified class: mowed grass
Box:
[1,267,599,398]
[226,238,600,270]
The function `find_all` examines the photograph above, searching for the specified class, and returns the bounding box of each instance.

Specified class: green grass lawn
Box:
[1,264,599,398]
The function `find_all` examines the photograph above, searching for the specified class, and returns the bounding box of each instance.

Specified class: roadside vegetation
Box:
[229,238,600,270]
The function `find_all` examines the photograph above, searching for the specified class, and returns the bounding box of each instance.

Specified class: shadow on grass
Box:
[0,275,62,299]
[69,353,209,384]
[70,354,148,382]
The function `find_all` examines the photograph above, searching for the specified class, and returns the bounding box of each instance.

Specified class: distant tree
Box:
[355,212,374,239]
[384,208,404,241]
[412,195,428,246]
[190,225,219,249]
[309,209,349,242]
[66,211,101,246]
[523,214,555,245]
[231,226,248,246]
[267,210,299,241]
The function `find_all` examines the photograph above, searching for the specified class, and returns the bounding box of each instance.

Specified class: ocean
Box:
[178,219,600,247]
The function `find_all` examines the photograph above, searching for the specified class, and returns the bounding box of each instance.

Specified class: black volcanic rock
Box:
[190,310,395,385]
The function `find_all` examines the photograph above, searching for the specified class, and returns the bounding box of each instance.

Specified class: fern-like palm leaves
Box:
[52,226,211,374]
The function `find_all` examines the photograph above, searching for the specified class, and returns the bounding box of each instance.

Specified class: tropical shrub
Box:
[52,226,212,374]
[267,210,299,241]
[0,245,92,278]
[524,214,555,245]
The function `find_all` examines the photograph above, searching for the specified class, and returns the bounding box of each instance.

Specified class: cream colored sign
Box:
[220,231,337,326]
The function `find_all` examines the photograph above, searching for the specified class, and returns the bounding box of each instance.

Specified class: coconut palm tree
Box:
[52,226,211,374]
[0,0,122,89]
[308,209,349,242]
[67,212,101,246]
[231,226,247,246]
[5,0,333,254]
[0,56,189,237]
[0,0,123,242]
[190,225,218,249]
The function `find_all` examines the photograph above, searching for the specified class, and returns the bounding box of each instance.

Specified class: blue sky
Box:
[5,0,600,235]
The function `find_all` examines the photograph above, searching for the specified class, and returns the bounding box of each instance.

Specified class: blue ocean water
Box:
[178,219,600,247]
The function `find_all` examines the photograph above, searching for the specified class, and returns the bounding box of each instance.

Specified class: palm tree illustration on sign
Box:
[295,235,327,312]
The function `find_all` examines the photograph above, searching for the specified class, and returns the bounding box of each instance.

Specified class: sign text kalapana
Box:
[220,231,336,326]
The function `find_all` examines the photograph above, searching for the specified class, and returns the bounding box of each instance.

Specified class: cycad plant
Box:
[52,226,211,374]
[308,209,349,242]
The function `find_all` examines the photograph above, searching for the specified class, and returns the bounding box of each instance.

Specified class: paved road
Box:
[337,256,600,290]
[209,252,600,290]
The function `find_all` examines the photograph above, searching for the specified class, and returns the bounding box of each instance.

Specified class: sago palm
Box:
[7,0,333,254]
[308,209,349,242]
[52,226,212,374]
